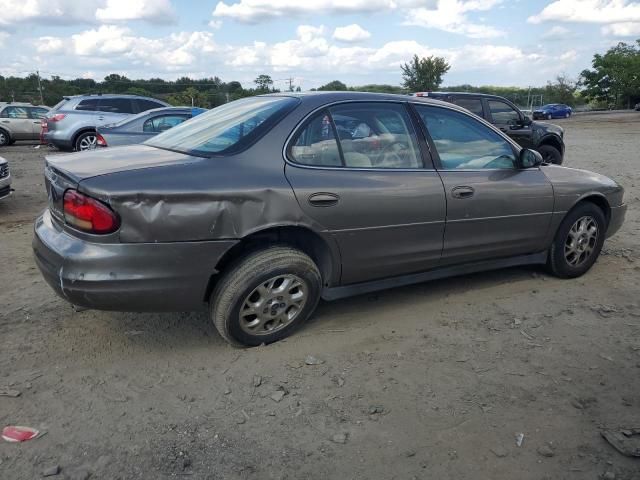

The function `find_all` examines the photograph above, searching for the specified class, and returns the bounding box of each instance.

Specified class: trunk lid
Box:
[44,144,199,223]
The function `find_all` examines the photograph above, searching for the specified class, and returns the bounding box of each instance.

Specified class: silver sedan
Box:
[95,107,206,148]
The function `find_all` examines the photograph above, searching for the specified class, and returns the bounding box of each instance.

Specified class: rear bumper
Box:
[33,210,238,312]
[43,131,73,150]
[606,204,627,238]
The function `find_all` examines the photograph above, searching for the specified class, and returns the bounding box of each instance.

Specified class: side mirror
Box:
[519,148,543,168]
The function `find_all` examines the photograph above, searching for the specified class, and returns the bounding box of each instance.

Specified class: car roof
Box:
[415,91,518,102]
[63,94,165,100]
[263,91,462,109]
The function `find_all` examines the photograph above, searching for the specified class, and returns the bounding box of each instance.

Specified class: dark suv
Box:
[415,92,566,164]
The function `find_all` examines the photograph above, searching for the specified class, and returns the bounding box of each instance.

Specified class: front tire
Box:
[546,113,552,120]
[537,144,562,164]
[210,246,322,347]
[548,202,607,278]
[75,131,97,151]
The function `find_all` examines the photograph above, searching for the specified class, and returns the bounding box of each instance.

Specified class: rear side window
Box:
[451,97,484,117]
[143,115,189,133]
[145,96,299,156]
[97,98,135,114]
[75,99,99,111]
[1,106,29,118]
[290,111,341,167]
[29,107,49,119]
[289,102,422,169]
[137,99,166,112]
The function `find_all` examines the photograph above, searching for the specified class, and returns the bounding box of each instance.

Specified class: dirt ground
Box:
[1,112,639,480]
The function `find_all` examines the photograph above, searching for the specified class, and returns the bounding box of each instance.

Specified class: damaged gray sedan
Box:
[33,92,626,347]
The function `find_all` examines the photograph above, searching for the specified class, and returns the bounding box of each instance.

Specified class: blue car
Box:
[532,104,572,120]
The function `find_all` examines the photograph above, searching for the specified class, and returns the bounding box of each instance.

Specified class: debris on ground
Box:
[305,355,324,365]
[601,427,640,457]
[270,390,286,403]
[331,433,348,444]
[252,375,262,387]
[515,433,525,447]
[0,387,21,397]
[42,465,60,477]
[537,444,555,457]
[2,426,40,442]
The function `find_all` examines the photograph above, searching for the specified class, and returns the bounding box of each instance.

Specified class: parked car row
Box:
[33,92,626,347]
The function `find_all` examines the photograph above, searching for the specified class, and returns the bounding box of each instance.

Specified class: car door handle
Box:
[308,192,340,207]
[1,121,9,124]
[97,116,105,121]
[451,186,475,199]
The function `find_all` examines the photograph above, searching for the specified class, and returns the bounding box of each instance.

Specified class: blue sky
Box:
[0,0,639,90]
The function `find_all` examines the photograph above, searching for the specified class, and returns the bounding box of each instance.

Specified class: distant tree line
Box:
[2,40,638,109]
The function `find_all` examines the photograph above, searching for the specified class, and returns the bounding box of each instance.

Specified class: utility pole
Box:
[287,77,294,92]
[36,70,44,105]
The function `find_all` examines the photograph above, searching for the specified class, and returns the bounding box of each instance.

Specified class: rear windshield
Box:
[145,96,299,157]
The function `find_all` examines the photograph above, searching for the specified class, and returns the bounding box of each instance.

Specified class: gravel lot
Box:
[1,112,639,479]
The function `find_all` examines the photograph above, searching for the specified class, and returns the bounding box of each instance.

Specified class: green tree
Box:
[580,40,640,108]
[401,55,450,92]
[317,80,347,91]
[254,74,274,93]
[545,74,578,106]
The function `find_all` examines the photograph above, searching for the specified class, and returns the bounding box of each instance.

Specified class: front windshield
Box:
[145,96,299,156]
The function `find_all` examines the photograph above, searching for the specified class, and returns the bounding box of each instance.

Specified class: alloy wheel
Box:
[0,131,7,146]
[239,274,308,336]
[564,216,598,267]
[78,135,97,151]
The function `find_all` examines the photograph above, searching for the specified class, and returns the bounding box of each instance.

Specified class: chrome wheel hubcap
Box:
[565,216,598,267]
[239,274,308,336]
[0,132,6,145]
[79,135,97,150]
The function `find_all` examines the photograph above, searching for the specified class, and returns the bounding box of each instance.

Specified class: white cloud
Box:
[209,19,223,29]
[333,24,371,42]
[541,25,571,40]
[529,0,640,24]
[213,0,401,23]
[95,0,176,24]
[559,49,578,61]
[36,36,66,54]
[0,32,9,48]
[0,0,100,26]
[403,0,505,38]
[602,21,640,35]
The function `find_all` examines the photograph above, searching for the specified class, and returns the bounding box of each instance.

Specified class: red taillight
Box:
[50,114,66,122]
[63,189,120,234]
[96,133,107,147]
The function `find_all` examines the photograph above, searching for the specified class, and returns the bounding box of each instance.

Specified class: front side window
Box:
[289,102,422,169]
[452,97,484,117]
[143,115,189,133]
[146,96,299,156]
[415,105,516,170]
[1,106,29,118]
[488,100,520,124]
[137,99,165,112]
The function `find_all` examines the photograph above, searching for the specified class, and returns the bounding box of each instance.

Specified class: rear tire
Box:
[0,129,9,147]
[537,144,562,165]
[547,202,607,278]
[210,246,322,347]
[546,113,552,120]
[74,131,97,151]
